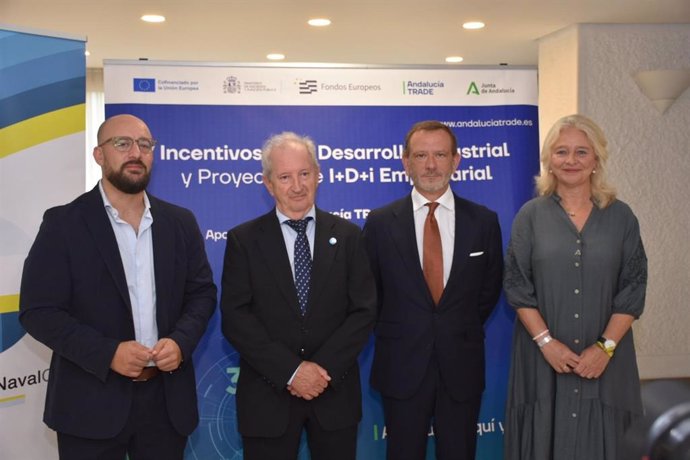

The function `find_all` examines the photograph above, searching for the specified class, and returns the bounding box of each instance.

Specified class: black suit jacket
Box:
[363,193,503,401]
[19,185,217,439]
[220,208,376,437]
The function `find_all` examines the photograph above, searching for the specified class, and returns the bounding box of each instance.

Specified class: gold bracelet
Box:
[596,340,614,357]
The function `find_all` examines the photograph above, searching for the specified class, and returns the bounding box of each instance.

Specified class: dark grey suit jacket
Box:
[19,185,217,438]
[220,208,376,437]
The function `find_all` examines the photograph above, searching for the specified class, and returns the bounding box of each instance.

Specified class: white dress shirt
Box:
[411,186,456,287]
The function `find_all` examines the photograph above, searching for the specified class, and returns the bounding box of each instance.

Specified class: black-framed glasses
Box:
[98,136,157,152]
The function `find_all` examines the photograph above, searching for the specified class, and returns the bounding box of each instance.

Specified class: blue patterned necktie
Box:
[286,218,312,315]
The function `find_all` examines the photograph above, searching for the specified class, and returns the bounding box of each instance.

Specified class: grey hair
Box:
[261,131,319,178]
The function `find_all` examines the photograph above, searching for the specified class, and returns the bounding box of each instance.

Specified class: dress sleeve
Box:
[503,204,538,309]
[611,210,647,318]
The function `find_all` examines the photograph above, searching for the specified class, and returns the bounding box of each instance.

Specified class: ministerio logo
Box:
[223,76,241,94]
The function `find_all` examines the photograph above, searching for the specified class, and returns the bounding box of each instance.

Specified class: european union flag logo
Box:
[133,78,156,92]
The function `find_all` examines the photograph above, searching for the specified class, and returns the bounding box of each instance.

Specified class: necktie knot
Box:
[286,218,310,235]
[426,202,440,215]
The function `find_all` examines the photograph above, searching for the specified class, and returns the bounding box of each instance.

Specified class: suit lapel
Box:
[150,196,175,331]
[255,211,302,315]
[389,196,432,305]
[307,209,337,316]
[80,186,132,312]
[444,194,472,298]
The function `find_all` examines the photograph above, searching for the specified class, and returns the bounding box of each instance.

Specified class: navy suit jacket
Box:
[363,193,503,402]
[19,185,217,439]
[220,208,377,437]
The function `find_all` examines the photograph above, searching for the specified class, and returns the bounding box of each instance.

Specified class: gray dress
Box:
[503,195,647,460]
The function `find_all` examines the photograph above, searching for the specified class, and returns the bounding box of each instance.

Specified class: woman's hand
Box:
[540,338,581,374]
[573,344,610,379]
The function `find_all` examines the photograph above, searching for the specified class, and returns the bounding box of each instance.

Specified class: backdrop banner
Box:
[104,61,539,459]
[1,26,85,460]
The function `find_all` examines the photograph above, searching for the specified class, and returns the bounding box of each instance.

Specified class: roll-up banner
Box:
[1,25,86,459]
[104,61,539,459]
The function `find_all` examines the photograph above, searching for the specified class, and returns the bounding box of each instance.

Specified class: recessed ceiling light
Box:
[141,14,166,23]
[267,53,285,61]
[445,56,464,63]
[463,21,485,30]
[308,18,331,27]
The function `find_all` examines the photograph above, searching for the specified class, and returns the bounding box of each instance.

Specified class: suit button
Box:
[299,348,305,356]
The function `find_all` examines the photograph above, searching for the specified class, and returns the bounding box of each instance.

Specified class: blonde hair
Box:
[536,114,616,208]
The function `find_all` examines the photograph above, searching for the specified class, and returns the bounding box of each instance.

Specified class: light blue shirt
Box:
[99,181,158,353]
[276,206,316,280]
[411,186,456,287]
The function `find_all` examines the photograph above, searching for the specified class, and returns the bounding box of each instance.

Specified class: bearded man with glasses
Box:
[19,114,217,460]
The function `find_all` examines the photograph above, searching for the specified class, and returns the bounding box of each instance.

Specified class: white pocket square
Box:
[469,251,484,257]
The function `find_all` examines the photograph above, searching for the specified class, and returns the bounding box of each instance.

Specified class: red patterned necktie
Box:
[423,202,443,305]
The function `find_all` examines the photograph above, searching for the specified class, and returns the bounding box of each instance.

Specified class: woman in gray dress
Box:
[503,114,647,460]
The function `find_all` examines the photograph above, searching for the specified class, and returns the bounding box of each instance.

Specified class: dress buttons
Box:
[574,339,580,344]
[574,289,580,294]
[576,239,581,244]
[574,313,579,319]
[575,262,580,267]
[572,413,577,418]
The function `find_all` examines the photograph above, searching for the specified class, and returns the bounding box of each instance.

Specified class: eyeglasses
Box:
[98,136,157,152]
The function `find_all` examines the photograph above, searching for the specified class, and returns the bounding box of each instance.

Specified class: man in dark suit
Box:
[221,132,376,460]
[363,120,503,460]
[19,114,217,460]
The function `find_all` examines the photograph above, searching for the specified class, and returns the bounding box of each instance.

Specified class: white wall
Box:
[539,24,690,379]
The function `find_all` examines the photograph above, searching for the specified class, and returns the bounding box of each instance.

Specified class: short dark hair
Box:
[403,120,458,158]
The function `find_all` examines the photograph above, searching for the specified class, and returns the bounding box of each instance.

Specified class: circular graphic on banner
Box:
[186,351,243,460]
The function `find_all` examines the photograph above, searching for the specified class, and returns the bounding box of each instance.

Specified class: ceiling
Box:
[2,0,689,68]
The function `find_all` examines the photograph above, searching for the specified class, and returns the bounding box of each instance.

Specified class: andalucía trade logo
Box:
[0,294,24,353]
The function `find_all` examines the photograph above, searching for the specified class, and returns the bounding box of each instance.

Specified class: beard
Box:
[105,160,151,194]
[409,171,452,196]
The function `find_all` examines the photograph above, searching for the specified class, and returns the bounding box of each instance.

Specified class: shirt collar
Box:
[98,180,151,218]
[411,187,454,212]
[276,205,316,224]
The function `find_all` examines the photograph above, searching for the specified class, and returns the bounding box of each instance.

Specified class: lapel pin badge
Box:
[329,237,337,246]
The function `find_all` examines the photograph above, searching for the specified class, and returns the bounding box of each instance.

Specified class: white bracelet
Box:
[532,329,550,341]
[537,335,552,348]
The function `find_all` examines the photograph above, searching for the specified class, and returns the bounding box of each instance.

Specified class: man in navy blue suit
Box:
[19,114,217,459]
[363,121,503,460]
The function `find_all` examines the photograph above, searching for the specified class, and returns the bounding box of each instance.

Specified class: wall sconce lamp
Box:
[632,69,690,114]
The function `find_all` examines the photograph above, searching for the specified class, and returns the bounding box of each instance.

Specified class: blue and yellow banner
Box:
[0,26,85,459]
